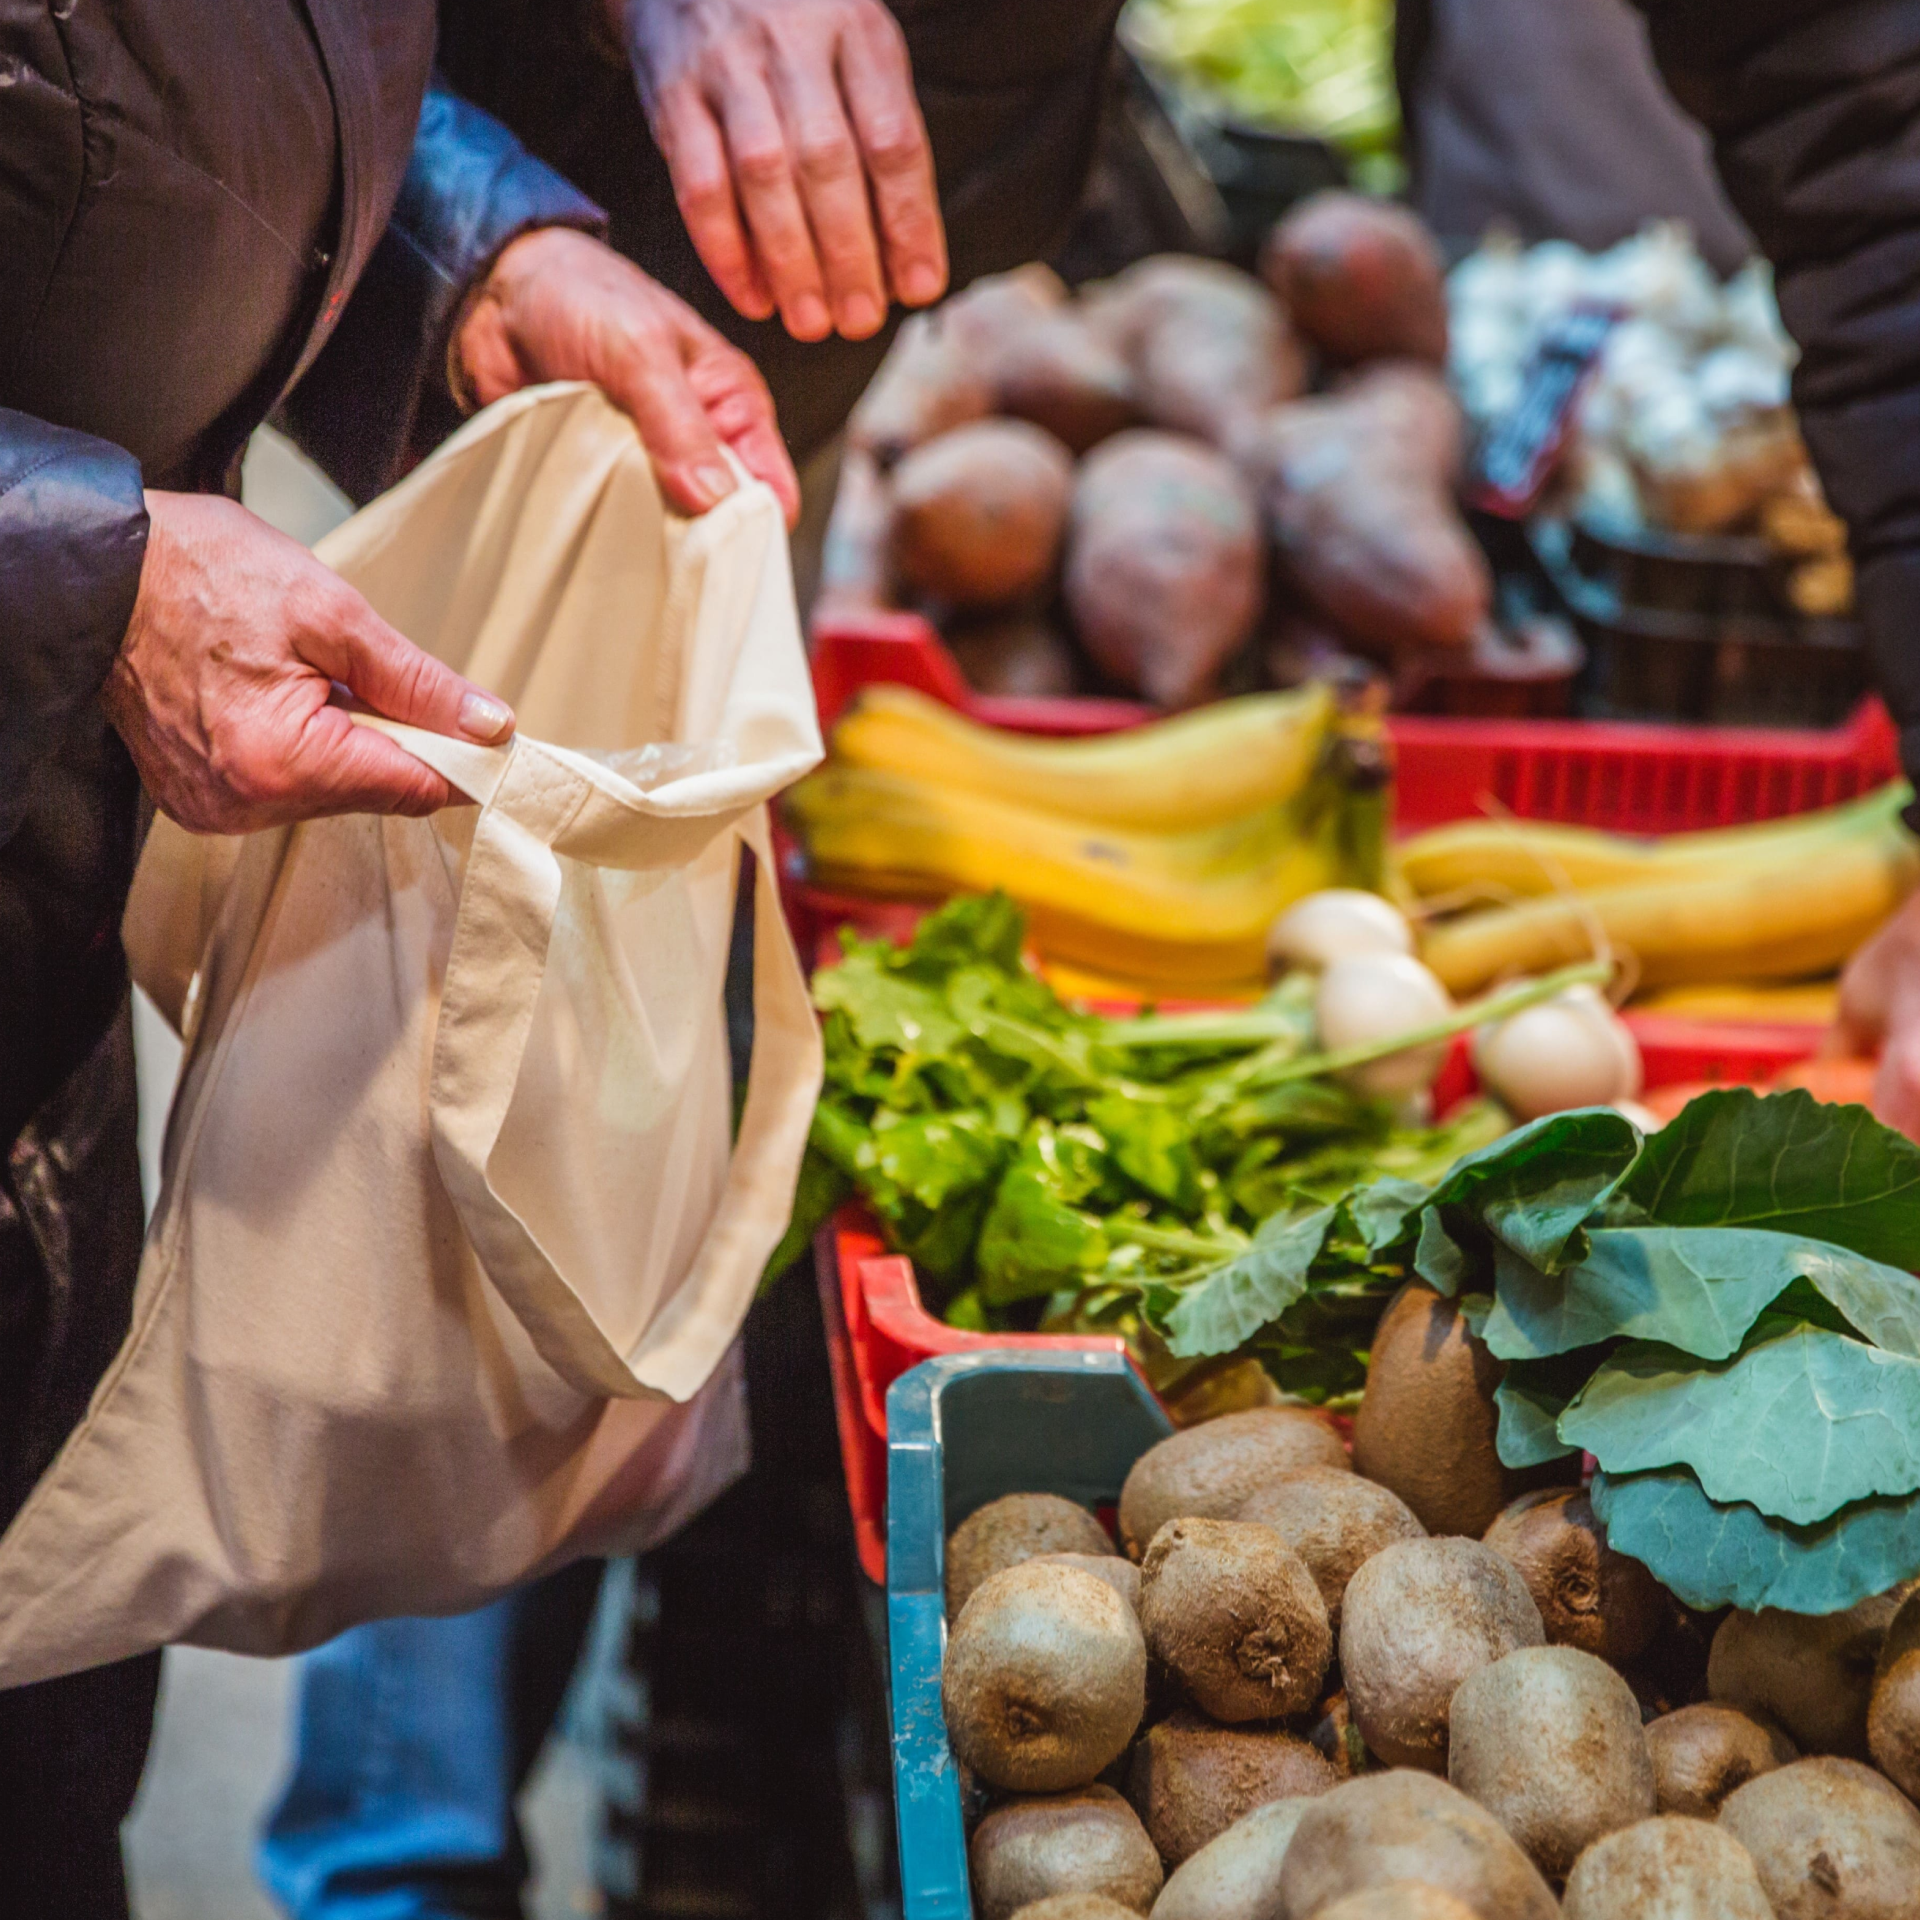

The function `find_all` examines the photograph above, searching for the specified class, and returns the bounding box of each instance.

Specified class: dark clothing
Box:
[434,0,1126,464]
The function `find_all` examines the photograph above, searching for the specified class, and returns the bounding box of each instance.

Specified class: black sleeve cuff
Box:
[0,410,147,849]
[277,86,607,504]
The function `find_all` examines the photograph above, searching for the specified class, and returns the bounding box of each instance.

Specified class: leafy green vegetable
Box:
[1162,1207,1339,1358]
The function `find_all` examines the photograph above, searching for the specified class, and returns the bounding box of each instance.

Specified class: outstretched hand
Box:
[1831,888,1920,1139]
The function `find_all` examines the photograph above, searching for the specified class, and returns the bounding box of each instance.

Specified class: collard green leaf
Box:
[1561,1327,1920,1524]
[1162,1207,1339,1358]
[1479,1227,1920,1364]
[1494,1364,1583,1468]
[1345,1176,1432,1256]
[1414,1208,1475,1295]
[1591,1467,1920,1615]
[1620,1087,1920,1268]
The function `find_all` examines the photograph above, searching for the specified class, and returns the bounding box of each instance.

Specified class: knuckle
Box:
[795,128,857,179]
[862,121,924,172]
[732,142,790,189]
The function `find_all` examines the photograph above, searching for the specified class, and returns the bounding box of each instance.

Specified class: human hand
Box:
[1830,888,1920,1138]
[458,227,799,523]
[102,492,514,835]
[616,0,946,341]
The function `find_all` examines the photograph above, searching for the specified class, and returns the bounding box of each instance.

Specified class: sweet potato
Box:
[1063,429,1264,707]
[1084,256,1307,448]
[849,313,994,466]
[1240,364,1490,653]
[891,419,1074,609]
[1260,192,1449,367]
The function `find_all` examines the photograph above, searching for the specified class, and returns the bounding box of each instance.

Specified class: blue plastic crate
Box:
[884,1351,1174,1920]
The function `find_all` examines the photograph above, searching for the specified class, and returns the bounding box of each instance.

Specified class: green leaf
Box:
[1621,1087,1920,1268]
[1162,1207,1340,1358]
[1089,1093,1201,1211]
[1591,1467,1920,1615]
[1561,1327,1920,1524]
[1415,1207,1475,1294]
[1480,1227,1920,1364]
[895,891,1027,977]
[812,955,963,1056]
[976,1124,1112,1303]
[1494,1361,1584,1468]
[1345,1176,1432,1256]
[865,1109,1006,1212]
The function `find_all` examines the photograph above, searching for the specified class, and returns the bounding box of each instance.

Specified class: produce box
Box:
[884,1350,1173,1920]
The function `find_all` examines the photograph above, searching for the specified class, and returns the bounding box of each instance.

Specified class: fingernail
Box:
[899,263,943,305]
[695,462,738,507]
[459,691,514,742]
[842,292,883,337]
[791,295,831,338]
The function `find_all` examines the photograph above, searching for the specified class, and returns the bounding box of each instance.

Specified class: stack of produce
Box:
[1395,783,1920,998]
[823,194,1486,706]
[937,1087,1920,1919]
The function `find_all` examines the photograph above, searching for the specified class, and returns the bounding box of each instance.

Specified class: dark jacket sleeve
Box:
[277,86,606,505]
[0,411,147,850]
[1634,0,1920,788]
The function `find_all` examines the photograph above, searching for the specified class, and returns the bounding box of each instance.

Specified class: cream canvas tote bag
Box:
[0,383,823,1685]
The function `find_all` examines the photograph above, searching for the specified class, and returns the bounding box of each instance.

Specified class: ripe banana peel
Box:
[827,682,1335,832]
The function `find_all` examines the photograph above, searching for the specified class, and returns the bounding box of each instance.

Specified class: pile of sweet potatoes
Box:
[823,193,1488,708]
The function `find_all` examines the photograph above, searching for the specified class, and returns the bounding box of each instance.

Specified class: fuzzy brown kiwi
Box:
[1118,1408,1348,1558]
[1708,1593,1907,1757]
[943,1561,1146,1793]
[970,1785,1163,1920]
[1482,1487,1665,1666]
[1146,1797,1318,1920]
[946,1493,1116,1619]
[1868,1586,1920,1801]
[1138,1517,1331,1723]
[1645,1703,1797,1817]
[1446,1646,1656,1877]
[1561,1815,1773,1920]
[1351,1284,1545,1537]
[1339,1537,1544,1772]
[1029,1551,1142,1616]
[1238,1466,1426,1631]
[1311,1887,1483,1920]
[1007,1897,1142,1920]
[1277,1770,1559,1920]
[1127,1710,1338,1867]
[1718,1756,1920,1920]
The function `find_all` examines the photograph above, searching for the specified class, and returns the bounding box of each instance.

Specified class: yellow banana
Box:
[827,682,1335,832]
[1632,980,1840,1024]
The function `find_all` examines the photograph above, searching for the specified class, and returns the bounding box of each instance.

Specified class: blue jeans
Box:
[257,1561,606,1920]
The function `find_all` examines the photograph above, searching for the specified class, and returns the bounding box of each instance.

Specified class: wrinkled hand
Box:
[458,227,798,523]
[618,0,946,341]
[103,492,515,834]
[1831,888,1920,1138]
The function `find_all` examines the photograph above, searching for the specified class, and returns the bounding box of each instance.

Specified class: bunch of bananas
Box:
[1400,783,1920,996]
[784,683,1385,995]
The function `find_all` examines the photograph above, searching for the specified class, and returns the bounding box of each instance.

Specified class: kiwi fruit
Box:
[943,1561,1146,1792]
[1128,1710,1338,1867]
[971,1785,1164,1920]
[1708,1593,1906,1756]
[1276,1769,1559,1920]
[947,1493,1116,1618]
[1147,1796,1317,1920]
[1645,1702,1797,1817]
[1561,1815,1774,1920]
[1119,1408,1349,1557]
[1238,1466,1426,1630]
[1718,1755,1920,1920]
[1339,1537,1545,1771]
[1010,1898,1143,1920]
[1482,1487,1665,1666]
[1868,1586,1920,1800]
[1030,1551,1143,1616]
[1447,1645,1656,1877]
[1139,1517,1332,1723]
[1312,1888,1482,1920]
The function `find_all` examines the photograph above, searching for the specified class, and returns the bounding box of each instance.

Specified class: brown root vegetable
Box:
[945,613,1085,697]
[1147,1796,1319,1920]
[1139,1517,1332,1723]
[1447,1645,1657,1877]
[1646,1703,1798,1818]
[891,419,1074,609]
[1260,192,1449,367]
[1313,1887,1483,1920]
[1063,430,1263,707]
[1011,1897,1144,1920]
[1238,1465,1426,1632]
[946,1493,1115,1619]
[1708,1594,1906,1757]
[1562,1815,1774,1920]
[1277,1769,1559,1920]
[1869,1588,1920,1801]
[1128,1710,1338,1867]
[1482,1487,1665,1666]
[1340,1538,1545,1772]
[849,312,994,465]
[1119,1407,1349,1558]
[1351,1283,1539,1539]
[1239,366,1490,655]
[971,1784,1164,1920]
[1085,255,1307,446]
[1030,1551,1142,1616]
[943,1561,1146,1792]
[1717,1756,1920,1920]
